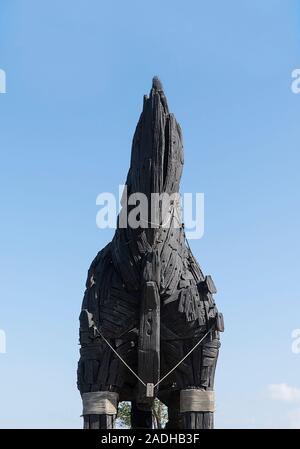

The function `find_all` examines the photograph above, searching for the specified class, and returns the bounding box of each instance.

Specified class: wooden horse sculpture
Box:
[77,78,224,429]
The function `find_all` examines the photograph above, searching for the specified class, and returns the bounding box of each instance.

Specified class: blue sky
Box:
[0,0,300,428]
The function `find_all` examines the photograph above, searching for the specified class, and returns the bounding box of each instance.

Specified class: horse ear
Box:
[152,76,163,91]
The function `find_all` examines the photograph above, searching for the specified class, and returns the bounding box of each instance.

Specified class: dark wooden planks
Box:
[137,281,160,404]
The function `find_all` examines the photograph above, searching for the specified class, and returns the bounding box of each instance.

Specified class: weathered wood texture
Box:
[77,77,223,429]
[138,281,160,405]
[83,414,115,430]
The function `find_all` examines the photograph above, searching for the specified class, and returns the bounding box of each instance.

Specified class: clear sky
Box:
[0,0,300,428]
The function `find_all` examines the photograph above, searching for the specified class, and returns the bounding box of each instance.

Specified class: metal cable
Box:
[93,326,147,387]
[153,327,212,387]
[93,322,213,390]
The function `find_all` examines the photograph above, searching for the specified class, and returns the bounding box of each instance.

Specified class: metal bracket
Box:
[146,383,154,398]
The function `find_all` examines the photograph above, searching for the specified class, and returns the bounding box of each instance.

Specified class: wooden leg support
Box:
[181,411,213,429]
[180,389,215,429]
[83,414,115,429]
[131,401,153,429]
[81,391,118,429]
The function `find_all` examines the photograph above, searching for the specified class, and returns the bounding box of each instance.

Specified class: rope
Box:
[92,321,213,390]
[92,325,147,387]
[153,327,212,387]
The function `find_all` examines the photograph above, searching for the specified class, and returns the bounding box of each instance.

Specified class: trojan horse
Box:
[77,78,224,429]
